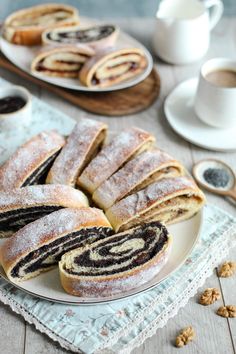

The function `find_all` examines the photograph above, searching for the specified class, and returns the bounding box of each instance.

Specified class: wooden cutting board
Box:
[0,54,160,116]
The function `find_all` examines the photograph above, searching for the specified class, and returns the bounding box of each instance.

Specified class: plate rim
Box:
[0,20,153,93]
[164,77,236,152]
[0,210,203,305]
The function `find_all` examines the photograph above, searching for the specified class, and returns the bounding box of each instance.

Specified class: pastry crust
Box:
[79,47,148,87]
[46,119,107,186]
[106,176,206,232]
[31,45,95,78]
[93,148,185,210]
[0,184,89,237]
[59,221,172,297]
[42,24,119,50]
[0,131,65,191]
[78,127,155,194]
[3,4,79,46]
[0,207,112,282]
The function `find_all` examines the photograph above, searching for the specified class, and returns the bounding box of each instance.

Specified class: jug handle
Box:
[203,0,224,30]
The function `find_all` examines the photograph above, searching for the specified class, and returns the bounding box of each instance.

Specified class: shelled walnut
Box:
[218,261,236,277]
[217,305,236,318]
[199,288,221,305]
[175,326,195,348]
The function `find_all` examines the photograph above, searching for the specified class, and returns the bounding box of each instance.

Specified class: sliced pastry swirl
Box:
[42,24,119,50]
[0,184,88,237]
[0,131,65,191]
[46,119,107,187]
[106,176,206,232]
[59,221,171,297]
[3,4,79,45]
[93,148,185,210]
[78,127,155,193]
[79,47,148,87]
[0,208,113,282]
[31,45,95,78]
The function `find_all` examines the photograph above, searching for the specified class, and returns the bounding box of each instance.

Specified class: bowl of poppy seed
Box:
[0,86,31,131]
[192,159,236,196]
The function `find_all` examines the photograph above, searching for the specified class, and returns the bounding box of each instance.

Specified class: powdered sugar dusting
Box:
[79,127,154,192]
[1,207,110,262]
[47,118,107,186]
[107,176,198,220]
[0,131,65,191]
[0,184,88,210]
[93,148,182,208]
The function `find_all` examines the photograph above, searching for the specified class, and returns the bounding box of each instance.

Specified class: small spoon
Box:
[192,158,236,201]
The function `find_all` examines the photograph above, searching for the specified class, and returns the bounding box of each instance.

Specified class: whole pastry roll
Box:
[42,24,119,50]
[78,127,155,193]
[31,45,95,78]
[0,207,113,282]
[93,148,185,210]
[0,184,88,237]
[46,118,107,187]
[106,176,206,232]
[79,47,148,88]
[0,131,65,191]
[59,221,172,297]
[3,4,79,46]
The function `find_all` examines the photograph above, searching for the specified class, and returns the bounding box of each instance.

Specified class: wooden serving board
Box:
[0,54,160,116]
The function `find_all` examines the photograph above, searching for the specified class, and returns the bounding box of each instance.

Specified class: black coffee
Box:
[205,69,236,88]
[0,96,26,114]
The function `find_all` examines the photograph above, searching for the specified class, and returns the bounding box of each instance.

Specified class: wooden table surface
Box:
[0,17,235,354]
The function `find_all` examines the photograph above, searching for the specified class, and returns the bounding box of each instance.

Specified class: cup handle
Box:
[203,0,224,30]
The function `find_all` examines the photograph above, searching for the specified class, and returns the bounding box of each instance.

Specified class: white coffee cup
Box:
[194,58,236,128]
[153,0,223,65]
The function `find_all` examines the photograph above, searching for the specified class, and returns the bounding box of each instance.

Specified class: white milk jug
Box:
[153,0,224,64]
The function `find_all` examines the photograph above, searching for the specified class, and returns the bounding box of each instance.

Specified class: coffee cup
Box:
[194,58,236,128]
[153,0,223,65]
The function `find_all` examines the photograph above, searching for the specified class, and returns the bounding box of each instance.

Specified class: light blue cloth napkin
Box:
[0,205,235,354]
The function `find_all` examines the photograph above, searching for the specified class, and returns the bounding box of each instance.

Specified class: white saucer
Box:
[164,78,236,151]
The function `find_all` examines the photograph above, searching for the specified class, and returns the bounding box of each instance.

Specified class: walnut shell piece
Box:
[175,326,195,348]
[199,288,221,305]
[218,261,236,278]
[217,305,236,318]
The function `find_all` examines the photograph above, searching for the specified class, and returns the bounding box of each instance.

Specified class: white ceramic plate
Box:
[164,78,236,152]
[0,18,153,92]
[0,76,202,304]
[0,212,202,305]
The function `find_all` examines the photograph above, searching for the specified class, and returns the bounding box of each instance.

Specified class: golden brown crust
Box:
[46,119,107,186]
[92,148,185,210]
[3,4,79,46]
[0,207,111,282]
[106,176,206,232]
[78,127,155,194]
[79,47,148,88]
[0,184,88,213]
[0,131,65,191]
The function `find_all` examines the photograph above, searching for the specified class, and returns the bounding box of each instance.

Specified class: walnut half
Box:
[175,326,195,348]
[217,305,236,318]
[218,261,236,278]
[199,288,221,305]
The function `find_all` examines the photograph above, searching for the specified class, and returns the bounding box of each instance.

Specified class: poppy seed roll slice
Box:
[0,207,113,282]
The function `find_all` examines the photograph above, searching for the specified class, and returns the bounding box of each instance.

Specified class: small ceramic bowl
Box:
[0,86,32,131]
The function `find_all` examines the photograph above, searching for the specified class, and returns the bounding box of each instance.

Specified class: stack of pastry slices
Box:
[0,118,205,297]
[3,3,148,88]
